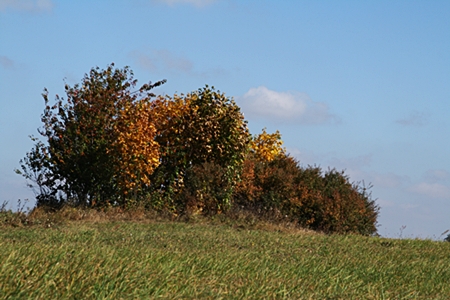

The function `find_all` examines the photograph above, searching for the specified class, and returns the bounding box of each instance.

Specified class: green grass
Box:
[1,220,450,299]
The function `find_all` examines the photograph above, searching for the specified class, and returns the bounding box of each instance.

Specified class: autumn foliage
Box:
[250,128,285,162]
[18,64,379,235]
[147,87,250,213]
[113,100,160,197]
[17,64,165,207]
[234,155,378,235]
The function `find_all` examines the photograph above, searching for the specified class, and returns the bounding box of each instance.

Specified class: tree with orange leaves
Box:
[17,64,165,207]
[113,100,161,199]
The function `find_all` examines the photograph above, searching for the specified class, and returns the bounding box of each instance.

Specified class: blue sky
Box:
[1,0,449,239]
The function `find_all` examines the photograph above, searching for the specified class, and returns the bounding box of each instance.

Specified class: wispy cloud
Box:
[399,203,420,210]
[408,169,450,200]
[197,66,229,78]
[131,49,193,74]
[151,0,217,7]
[131,49,229,80]
[371,172,410,189]
[409,182,450,200]
[0,0,54,13]
[327,155,410,189]
[328,154,373,170]
[288,148,413,190]
[0,55,14,69]
[237,86,338,124]
[423,169,450,183]
[376,198,395,208]
[345,167,450,199]
[396,110,430,126]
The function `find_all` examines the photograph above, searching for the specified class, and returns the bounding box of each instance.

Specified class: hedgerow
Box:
[17,64,379,235]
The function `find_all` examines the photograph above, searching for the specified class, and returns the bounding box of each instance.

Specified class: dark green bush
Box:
[444,234,450,242]
[178,162,234,215]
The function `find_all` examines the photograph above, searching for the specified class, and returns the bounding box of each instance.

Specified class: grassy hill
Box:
[1,210,450,299]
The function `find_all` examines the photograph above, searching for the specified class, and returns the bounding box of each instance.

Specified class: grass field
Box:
[1,216,450,299]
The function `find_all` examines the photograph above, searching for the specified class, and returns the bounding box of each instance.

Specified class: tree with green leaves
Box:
[149,86,251,213]
[17,64,165,208]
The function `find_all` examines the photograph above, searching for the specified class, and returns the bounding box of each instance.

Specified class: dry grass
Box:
[1,202,318,236]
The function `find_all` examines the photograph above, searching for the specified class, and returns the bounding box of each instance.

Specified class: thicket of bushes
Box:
[17,64,379,235]
[234,155,378,235]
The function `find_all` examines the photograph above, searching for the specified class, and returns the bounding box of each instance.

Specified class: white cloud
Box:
[396,110,430,126]
[0,0,54,12]
[409,182,450,200]
[131,49,193,74]
[152,0,216,8]
[237,86,337,124]
[0,55,14,69]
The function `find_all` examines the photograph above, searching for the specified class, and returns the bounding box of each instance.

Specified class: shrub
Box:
[234,155,379,235]
[178,162,233,215]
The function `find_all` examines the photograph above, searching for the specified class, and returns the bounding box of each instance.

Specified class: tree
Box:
[149,86,251,213]
[250,128,286,162]
[17,64,165,207]
[113,99,161,199]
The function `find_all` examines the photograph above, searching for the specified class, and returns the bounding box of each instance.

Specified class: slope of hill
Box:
[1,216,449,299]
